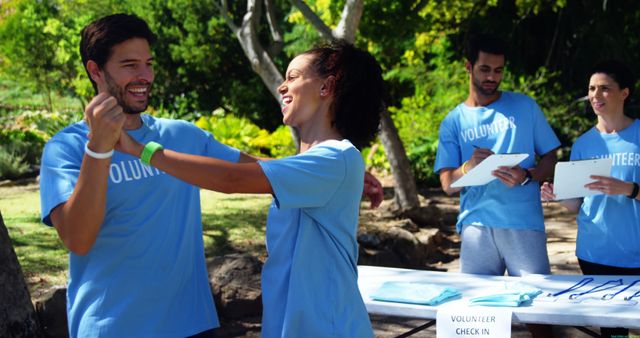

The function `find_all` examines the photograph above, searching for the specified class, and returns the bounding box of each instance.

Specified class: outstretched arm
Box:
[164,134,383,205]
[119,132,272,194]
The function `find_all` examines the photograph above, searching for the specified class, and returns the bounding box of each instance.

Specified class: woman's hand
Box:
[585,175,635,196]
[540,182,556,201]
[363,171,384,209]
[115,130,144,157]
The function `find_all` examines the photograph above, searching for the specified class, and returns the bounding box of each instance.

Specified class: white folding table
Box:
[358,265,640,337]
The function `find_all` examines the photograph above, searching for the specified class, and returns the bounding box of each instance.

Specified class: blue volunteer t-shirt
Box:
[435,91,560,232]
[258,139,374,338]
[40,114,240,338]
[571,119,640,268]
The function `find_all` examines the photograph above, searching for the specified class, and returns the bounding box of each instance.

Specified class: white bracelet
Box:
[84,142,114,159]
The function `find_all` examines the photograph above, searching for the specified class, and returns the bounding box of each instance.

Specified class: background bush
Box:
[4,0,640,185]
[0,109,79,180]
[195,109,296,159]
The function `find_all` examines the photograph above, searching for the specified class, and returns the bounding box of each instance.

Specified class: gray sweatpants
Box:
[460,225,551,276]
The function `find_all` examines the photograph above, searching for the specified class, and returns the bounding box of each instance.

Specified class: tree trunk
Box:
[0,211,43,337]
[378,108,420,212]
[290,0,421,212]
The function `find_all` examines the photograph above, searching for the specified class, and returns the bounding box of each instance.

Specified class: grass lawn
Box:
[0,183,271,299]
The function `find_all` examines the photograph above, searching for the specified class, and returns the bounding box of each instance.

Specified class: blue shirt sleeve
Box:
[530,98,560,156]
[258,143,354,209]
[39,133,85,227]
[435,111,462,173]
[201,130,241,163]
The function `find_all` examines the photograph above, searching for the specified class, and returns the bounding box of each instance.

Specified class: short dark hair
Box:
[302,40,384,150]
[590,60,635,104]
[80,14,156,92]
[465,34,507,65]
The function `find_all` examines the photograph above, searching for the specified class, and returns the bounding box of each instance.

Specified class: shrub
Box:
[195,111,295,158]
[0,109,79,180]
[0,129,45,168]
[0,146,30,180]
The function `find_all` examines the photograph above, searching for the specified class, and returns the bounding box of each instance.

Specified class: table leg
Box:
[394,320,436,338]
[572,326,601,338]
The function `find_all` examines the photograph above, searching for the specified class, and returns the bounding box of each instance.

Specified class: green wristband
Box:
[141,141,163,166]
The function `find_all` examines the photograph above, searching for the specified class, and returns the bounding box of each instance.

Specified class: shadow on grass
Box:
[202,208,268,258]
[6,220,68,275]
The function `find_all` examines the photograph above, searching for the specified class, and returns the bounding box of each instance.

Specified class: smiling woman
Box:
[541,60,640,338]
[117,40,385,338]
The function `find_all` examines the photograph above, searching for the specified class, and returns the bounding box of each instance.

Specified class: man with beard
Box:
[434,34,559,337]
[38,14,241,337]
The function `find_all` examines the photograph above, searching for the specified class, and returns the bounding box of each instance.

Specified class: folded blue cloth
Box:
[469,282,542,307]
[370,281,461,305]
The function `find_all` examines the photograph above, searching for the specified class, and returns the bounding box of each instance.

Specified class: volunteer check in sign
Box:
[436,308,512,338]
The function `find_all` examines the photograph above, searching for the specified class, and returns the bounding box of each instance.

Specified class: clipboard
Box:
[451,153,529,188]
[553,158,613,200]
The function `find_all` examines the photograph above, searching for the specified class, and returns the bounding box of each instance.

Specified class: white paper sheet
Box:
[451,154,529,188]
[553,158,613,200]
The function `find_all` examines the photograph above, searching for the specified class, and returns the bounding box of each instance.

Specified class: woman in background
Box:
[541,60,640,338]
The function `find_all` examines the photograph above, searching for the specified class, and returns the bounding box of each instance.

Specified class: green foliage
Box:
[195,110,295,158]
[0,0,90,111]
[361,143,388,172]
[256,125,298,158]
[0,77,80,111]
[0,109,79,179]
[501,67,579,159]
[3,0,640,186]
[0,0,283,129]
[0,128,45,166]
[0,146,30,180]
[377,37,467,183]
[138,0,284,129]
[406,136,440,186]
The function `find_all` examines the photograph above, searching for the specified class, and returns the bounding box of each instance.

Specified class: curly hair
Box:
[302,40,385,150]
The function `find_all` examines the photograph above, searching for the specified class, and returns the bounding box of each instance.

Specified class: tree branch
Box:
[264,0,284,57]
[234,0,284,100]
[214,0,239,33]
[290,0,334,40]
[334,0,363,42]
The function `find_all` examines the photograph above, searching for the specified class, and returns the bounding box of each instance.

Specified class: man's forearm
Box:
[439,166,466,195]
[51,155,111,255]
[531,150,558,182]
